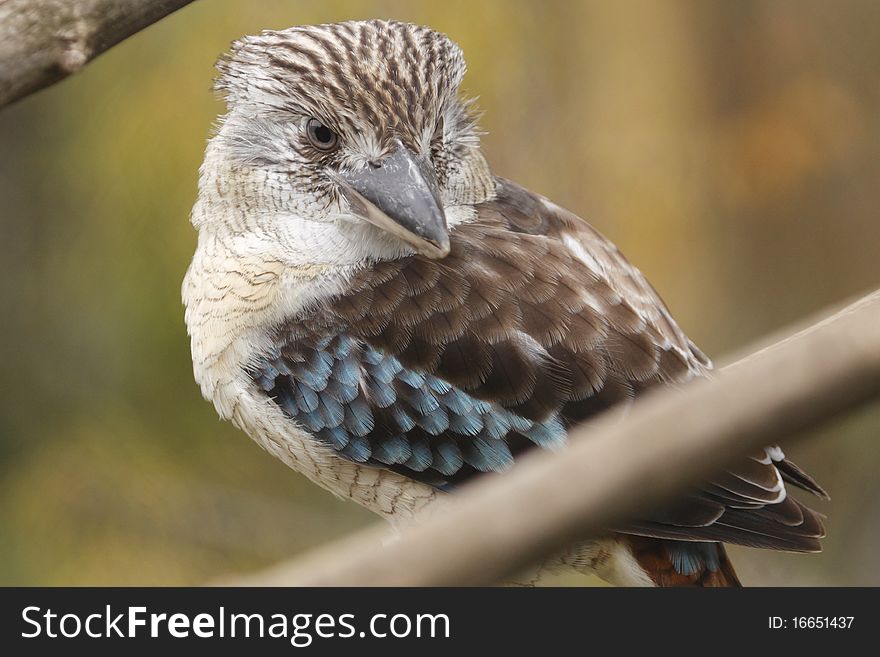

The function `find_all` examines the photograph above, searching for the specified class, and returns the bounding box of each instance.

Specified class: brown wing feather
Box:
[295,176,825,552]
[479,178,827,553]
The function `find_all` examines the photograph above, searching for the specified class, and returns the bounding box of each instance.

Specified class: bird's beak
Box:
[338,142,450,259]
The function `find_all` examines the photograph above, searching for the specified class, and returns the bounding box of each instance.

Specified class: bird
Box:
[183,19,827,586]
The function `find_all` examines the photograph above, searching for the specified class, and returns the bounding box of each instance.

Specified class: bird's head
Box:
[194,19,494,265]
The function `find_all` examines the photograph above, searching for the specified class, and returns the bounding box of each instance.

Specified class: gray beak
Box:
[338,141,450,259]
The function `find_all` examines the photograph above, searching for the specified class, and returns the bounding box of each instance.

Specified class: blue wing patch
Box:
[251,332,567,486]
[665,541,722,576]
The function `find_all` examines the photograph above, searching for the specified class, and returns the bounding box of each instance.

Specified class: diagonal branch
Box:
[223,289,880,586]
[0,0,197,109]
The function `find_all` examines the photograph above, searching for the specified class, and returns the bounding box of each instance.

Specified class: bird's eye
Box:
[305,118,339,151]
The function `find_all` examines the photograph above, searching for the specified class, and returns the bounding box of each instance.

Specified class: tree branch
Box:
[222,289,880,586]
[0,0,196,109]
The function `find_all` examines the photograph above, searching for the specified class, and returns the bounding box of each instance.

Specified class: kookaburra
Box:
[183,19,827,586]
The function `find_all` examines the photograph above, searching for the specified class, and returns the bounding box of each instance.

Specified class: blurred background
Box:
[1,0,878,586]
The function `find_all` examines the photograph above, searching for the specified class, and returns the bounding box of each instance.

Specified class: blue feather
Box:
[426,376,451,394]
[295,361,331,392]
[397,369,426,389]
[339,435,371,462]
[506,411,533,433]
[391,406,417,432]
[402,387,441,415]
[668,544,699,576]
[433,440,463,476]
[257,330,584,487]
[440,388,474,415]
[319,426,349,450]
[404,438,433,472]
[309,348,334,373]
[416,405,450,435]
[482,411,513,440]
[336,354,361,387]
[471,399,493,414]
[344,396,374,436]
[256,373,276,392]
[387,357,403,375]
[368,381,396,408]
[465,436,514,472]
[372,435,412,465]
[294,382,319,413]
[523,417,567,448]
[362,349,382,366]
[368,360,397,384]
[300,409,325,432]
[448,411,483,436]
[666,542,721,576]
[318,394,345,428]
[260,362,280,382]
[324,378,359,404]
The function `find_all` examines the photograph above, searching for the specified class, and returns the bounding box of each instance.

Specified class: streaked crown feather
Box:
[216,20,467,151]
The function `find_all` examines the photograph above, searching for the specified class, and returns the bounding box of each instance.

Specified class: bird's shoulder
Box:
[474,177,712,377]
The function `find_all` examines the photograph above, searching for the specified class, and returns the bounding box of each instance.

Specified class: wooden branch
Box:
[223,289,880,586]
[0,0,196,109]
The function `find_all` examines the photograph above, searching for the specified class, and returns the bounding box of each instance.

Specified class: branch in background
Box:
[0,0,196,109]
[222,290,880,586]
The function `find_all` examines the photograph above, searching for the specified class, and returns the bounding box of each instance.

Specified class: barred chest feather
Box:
[183,232,443,522]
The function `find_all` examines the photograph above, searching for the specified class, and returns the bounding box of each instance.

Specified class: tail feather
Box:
[776,458,830,500]
[626,536,742,587]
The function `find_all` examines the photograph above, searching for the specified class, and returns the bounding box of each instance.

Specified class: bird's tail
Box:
[625,536,742,587]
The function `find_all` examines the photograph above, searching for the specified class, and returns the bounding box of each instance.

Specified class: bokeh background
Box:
[1,0,878,586]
